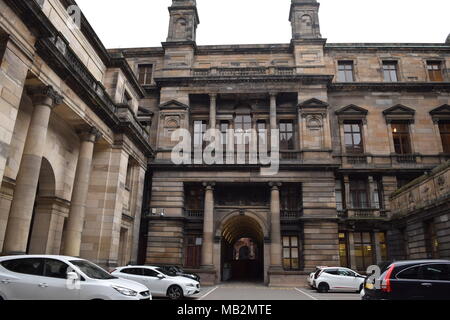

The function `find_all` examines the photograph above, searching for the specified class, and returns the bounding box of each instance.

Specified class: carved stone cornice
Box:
[79,126,103,143]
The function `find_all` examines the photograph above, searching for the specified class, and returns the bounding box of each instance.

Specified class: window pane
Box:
[283,237,290,247]
[291,248,299,259]
[291,237,298,247]
[44,259,69,279]
[283,248,290,258]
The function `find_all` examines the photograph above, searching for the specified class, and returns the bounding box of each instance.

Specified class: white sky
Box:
[76,0,450,49]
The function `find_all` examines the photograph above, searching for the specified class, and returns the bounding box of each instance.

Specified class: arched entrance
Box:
[220,215,265,282]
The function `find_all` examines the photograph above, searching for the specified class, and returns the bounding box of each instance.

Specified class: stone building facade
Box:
[110,0,450,286]
[1,0,450,287]
[0,0,152,268]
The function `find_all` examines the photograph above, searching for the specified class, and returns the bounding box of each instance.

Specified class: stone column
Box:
[269,182,282,269]
[269,93,278,130]
[348,232,357,270]
[201,182,215,268]
[62,127,102,257]
[209,94,217,130]
[343,175,351,209]
[2,86,62,255]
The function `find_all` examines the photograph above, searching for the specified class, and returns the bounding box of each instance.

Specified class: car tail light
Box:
[381,264,395,293]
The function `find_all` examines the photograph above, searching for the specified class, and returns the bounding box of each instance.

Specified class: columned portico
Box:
[2,85,62,255]
[62,127,102,257]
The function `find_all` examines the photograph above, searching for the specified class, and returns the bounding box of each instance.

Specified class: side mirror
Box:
[157,274,165,280]
[67,271,79,281]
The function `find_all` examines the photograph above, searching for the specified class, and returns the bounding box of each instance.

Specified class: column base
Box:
[197,266,217,286]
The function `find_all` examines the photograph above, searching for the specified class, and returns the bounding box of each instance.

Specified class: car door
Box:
[339,269,361,291]
[143,268,167,296]
[321,269,339,290]
[0,258,45,300]
[419,263,450,300]
[41,259,80,300]
[394,265,427,299]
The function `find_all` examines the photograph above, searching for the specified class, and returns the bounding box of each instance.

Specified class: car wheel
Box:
[317,283,329,293]
[167,285,184,300]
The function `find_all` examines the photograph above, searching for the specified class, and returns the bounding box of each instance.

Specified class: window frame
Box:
[279,120,295,150]
[343,121,364,154]
[382,61,399,82]
[438,121,450,153]
[427,61,444,82]
[392,122,412,155]
[349,179,370,209]
[337,60,355,82]
[282,235,301,271]
[138,64,154,85]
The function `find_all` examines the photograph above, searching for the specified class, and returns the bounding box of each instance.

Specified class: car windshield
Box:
[70,260,117,280]
[156,267,177,277]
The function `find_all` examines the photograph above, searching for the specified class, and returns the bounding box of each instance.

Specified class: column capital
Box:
[27,85,63,109]
[269,92,278,98]
[269,182,282,189]
[209,93,218,100]
[202,182,216,189]
[78,126,103,143]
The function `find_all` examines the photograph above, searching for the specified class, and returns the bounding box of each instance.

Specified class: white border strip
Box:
[294,288,319,300]
[198,286,219,300]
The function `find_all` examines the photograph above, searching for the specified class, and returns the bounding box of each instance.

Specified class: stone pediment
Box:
[383,104,415,116]
[298,98,329,109]
[335,104,368,116]
[430,104,450,116]
[159,100,190,111]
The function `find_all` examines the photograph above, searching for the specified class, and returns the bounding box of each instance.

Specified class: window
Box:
[398,264,450,281]
[220,121,230,146]
[383,61,399,82]
[235,115,252,131]
[339,233,349,268]
[121,268,143,275]
[424,220,440,259]
[138,64,153,85]
[427,61,444,82]
[282,236,300,270]
[349,179,369,208]
[193,120,207,148]
[392,123,412,154]
[279,121,295,150]
[44,259,69,279]
[122,90,132,106]
[185,184,204,211]
[378,232,388,262]
[439,121,450,153]
[335,180,344,211]
[338,269,356,277]
[69,260,116,280]
[337,61,355,82]
[280,184,302,212]
[344,122,363,154]
[125,160,133,190]
[1,258,44,276]
[184,235,202,268]
[354,232,374,271]
[143,268,160,277]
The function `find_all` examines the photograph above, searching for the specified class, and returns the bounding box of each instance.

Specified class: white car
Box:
[308,266,327,288]
[112,265,200,300]
[313,267,366,293]
[0,255,151,300]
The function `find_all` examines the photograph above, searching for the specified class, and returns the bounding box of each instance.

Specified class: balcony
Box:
[192,66,296,78]
[116,104,150,142]
[345,155,368,165]
[280,210,303,220]
[184,209,204,219]
[340,208,388,219]
[395,154,417,164]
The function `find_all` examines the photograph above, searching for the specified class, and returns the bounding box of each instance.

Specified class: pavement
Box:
[186,282,361,301]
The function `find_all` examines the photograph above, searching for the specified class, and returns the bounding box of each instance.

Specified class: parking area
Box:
[185,283,361,301]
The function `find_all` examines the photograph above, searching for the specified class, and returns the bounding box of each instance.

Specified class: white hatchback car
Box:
[313,267,366,293]
[0,255,151,300]
[112,266,200,300]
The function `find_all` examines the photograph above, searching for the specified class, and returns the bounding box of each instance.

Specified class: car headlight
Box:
[187,283,197,287]
[112,286,138,296]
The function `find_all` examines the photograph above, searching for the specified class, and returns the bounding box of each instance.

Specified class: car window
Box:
[120,268,143,276]
[324,269,339,275]
[70,260,116,280]
[421,264,450,281]
[338,269,355,277]
[143,269,160,277]
[156,267,176,277]
[397,266,421,280]
[44,259,69,279]
[1,258,44,276]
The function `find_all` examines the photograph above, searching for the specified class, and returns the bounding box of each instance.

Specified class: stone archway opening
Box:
[220,215,264,282]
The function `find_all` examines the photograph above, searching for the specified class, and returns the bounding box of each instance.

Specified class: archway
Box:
[220,215,265,282]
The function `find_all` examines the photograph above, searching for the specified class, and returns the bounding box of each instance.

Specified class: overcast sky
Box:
[76,0,450,49]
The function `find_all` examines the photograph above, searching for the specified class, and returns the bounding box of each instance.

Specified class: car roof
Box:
[0,255,82,261]
[115,265,158,269]
[390,260,450,267]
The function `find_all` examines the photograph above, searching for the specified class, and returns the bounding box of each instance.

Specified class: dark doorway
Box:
[220,215,264,282]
